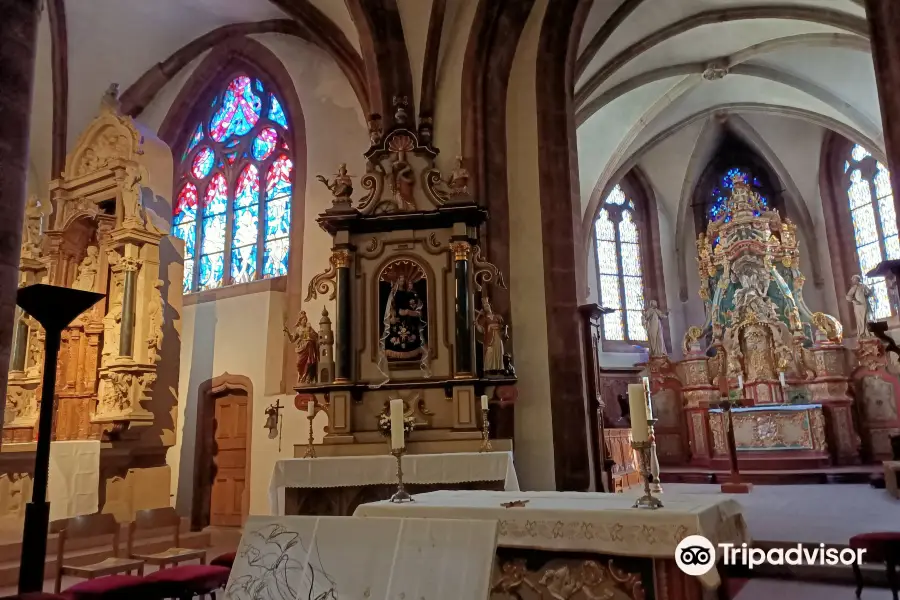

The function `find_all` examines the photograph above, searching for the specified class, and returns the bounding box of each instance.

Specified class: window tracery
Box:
[173,74,293,293]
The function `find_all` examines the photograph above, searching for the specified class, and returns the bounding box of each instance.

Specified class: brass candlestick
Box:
[303,410,316,458]
[632,423,663,509]
[648,420,663,494]
[390,448,412,502]
[479,408,493,452]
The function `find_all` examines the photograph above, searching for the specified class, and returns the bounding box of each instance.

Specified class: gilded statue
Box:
[475,297,505,373]
[846,275,873,338]
[73,246,100,291]
[284,311,318,385]
[389,151,416,211]
[445,156,470,197]
[316,164,354,203]
[682,326,704,355]
[642,300,668,356]
[811,312,843,344]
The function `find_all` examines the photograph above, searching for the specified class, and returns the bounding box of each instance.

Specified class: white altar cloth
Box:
[48,440,101,521]
[269,451,519,515]
[354,490,750,588]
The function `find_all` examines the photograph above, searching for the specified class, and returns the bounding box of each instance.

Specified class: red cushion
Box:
[210,551,235,568]
[144,564,230,592]
[849,533,900,562]
[0,595,68,600]
[63,575,149,599]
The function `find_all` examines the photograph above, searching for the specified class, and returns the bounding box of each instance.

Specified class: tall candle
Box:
[480,394,489,411]
[390,399,405,450]
[642,377,654,420]
[307,399,315,419]
[738,374,744,390]
[628,383,650,443]
[778,371,786,388]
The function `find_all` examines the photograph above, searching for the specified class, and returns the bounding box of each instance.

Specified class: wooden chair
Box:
[51,513,145,594]
[127,507,206,569]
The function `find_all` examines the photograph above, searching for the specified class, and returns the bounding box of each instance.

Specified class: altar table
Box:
[269,451,519,516]
[355,490,750,599]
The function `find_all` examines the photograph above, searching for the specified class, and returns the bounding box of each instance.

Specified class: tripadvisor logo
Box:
[675,535,866,576]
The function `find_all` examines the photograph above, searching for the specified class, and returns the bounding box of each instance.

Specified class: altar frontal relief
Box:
[224,515,497,600]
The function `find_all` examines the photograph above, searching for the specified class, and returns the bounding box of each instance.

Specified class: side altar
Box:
[291,101,517,457]
[645,174,900,470]
[2,89,182,522]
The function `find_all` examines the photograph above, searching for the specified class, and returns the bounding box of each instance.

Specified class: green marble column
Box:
[119,266,137,357]
[334,250,352,382]
[452,241,473,376]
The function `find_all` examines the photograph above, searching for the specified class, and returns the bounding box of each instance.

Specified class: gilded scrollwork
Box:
[682,326,703,356]
[491,558,644,600]
[305,255,339,302]
[472,245,507,294]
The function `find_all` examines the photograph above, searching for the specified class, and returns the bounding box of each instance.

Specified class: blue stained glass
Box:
[198,253,224,290]
[202,214,226,254]
[231,244,257,284]
[235,164,259,209]
[173,223,196,259]
[269,94,288,129]
[266,155,293,200]
[209,76,262,143]
[263,238,289,278]
[204,173,228,216]
[232,205,259,247]
[265,196,291,240]
[255,79,264,93]
[252,128,278,161]
[709,167,764,220]
[224,139,241,149]
[182,259,194,294]
[173,183,198,225]
[191,147,214,179]
[183,123,204,160]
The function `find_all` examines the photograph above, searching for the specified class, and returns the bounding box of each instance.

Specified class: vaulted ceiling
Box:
[575,0,880,222]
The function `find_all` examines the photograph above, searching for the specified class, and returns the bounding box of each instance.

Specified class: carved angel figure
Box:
[445,156,469,196]
[73,246,99,291]
[316,164,353,201]
[284,311,318,385]
[846,275,873,338]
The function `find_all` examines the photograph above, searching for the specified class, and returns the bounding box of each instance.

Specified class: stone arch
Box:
[191,372,253,530]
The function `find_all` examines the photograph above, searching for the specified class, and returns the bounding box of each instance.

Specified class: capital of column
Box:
[332,249,352,269]
[451,241,471,262]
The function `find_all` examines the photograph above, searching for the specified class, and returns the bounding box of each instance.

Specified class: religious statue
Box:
[389,151,416,211]
[445,156,470,197]
[642,300,668,356]
[101,372,130,413]
[682,326,704,355]
[21,195,51,258]
[100,83,121,114]
[475,296,505,374]
[25,319,43,377]
[121,164,148,227]
[102,303,123,363]
[73,246,99,291]
[367,114,383,146]
[381,276,427,359]
[284,311,319,385]
[146,280,164,363]
[316,164,353,206]
[846,275,873,338]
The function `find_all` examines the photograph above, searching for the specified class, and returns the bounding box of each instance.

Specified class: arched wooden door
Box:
[210,390,249,527]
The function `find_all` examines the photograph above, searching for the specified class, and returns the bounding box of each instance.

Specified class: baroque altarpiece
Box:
[2,93,182,521]
[646,175,900,469]
[291,101,517,457]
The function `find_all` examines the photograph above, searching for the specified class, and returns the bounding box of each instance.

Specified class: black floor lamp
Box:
[15,284,104,593]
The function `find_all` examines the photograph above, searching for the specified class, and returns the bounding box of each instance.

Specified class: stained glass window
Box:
[594,184,648,343]
[172,74,294,292]
[846,144,897,319]
[708,167,768,222]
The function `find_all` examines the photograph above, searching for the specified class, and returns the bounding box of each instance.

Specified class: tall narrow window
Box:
[845,144,898,319]
[594,185,647,342]
[173,75,294,293]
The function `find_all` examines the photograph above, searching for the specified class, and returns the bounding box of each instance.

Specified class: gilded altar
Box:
[649,173,900,469]
[2,90,182,521]
[291,100,516,457]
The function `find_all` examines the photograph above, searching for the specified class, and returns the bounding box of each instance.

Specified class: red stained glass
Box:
[266,155,293,200]
[209,76,262,143]
[173,182,198,224]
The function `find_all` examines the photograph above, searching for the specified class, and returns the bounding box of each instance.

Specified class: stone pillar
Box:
[0,0,41,432]
[119,259,139,358]
[333,249,352,382]
[451,240,473,377]
[865,0,900,207]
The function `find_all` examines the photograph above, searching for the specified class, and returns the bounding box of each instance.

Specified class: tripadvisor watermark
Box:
[675,535,866,577]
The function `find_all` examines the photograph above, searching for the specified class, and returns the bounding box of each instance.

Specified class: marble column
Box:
[333,249,352,382]
[452,240,473,376]
[0,0,41,431]
[119,263,138,357]
[865,0,900,206]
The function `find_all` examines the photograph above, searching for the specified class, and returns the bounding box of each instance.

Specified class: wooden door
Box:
[210,392,248,527]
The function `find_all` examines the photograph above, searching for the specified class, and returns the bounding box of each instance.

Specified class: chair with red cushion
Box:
[209,552,235,569]
[60,574,156,600]
[0,594,68,600]
[142,564,231,600]
[849,532,900,600]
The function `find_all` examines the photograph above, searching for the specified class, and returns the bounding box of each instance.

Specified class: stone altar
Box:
[292,100,517,457]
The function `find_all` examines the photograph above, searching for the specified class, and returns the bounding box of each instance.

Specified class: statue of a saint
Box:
[73,247,99,291]
[102,303,122,363]
[475,297,505,373]
[21,195,51,258]
[846,274,873,338]
[284,311,319,385]
[316,164,354,204]
[446,156,469,197]
[381,276,427,359]
[642,300,668,356]
[146,280,164,362]
[100,83,121,114]
[390,152,416,211]
[121,164,147,226]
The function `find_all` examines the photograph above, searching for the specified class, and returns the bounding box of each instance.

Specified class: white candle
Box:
[480,395,489,411]
[643,377,654,420]
[738,375,744,390]
[390,399,405,450]
[307,399,315,419]
[628,383,650,443]
[779,372,786,388]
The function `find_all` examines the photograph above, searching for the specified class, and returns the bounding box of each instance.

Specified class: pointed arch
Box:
[159,36,307,296]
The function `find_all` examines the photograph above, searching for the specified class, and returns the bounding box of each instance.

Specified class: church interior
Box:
[1,0,900,598]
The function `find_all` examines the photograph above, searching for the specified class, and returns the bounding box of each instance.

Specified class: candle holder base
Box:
[390,449,414,503]
[631,438,663,510]
[633,493,665,510]
[479,407,493,453]
[303,413,316,458]
[721,481,753,494]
